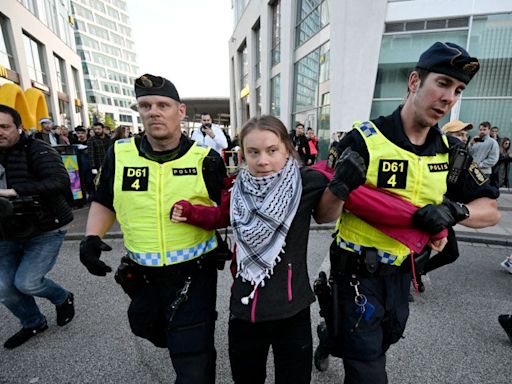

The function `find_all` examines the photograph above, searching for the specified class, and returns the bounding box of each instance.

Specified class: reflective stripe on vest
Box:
[336,120,449,266]
[113,138,217,266]
[127,235,217,266]
[336,239,398,265]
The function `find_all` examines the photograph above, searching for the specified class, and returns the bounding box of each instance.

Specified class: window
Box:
[20,0,37,15]
[296,0,329,47]
[79,35,100,50]
[120,12,130,25]
[256,87,261,116]
[239,42,248,91]
[58,98,70,126]
[72,2,94,21]
[40,0,59,33]
[294,47,321,112]
[371,30,468,120]
[110,32,125,47]
[112,0,127,11]
[319,41,330,83]
[293,41,331,159]
[118,25,132,38]
[88,24,110,40]
[270,74,280,117]
[54,55,68,93]
[84,63,106,78]
[459,13,512,136]
[23,34,47,84]
[119,114,132,122]
[0,16,14,70]
[253,21,261,80]
[71,66,82,98]
[96,14,117,31]
[89,0,106,13]
[271,1,281,67]
[101,42,121,57]
[233,0,249,24]
[106,6,120,20]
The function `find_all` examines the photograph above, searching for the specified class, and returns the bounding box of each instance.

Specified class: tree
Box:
[88,106,117,132]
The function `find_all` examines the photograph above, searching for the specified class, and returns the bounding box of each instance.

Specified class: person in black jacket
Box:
[292,123,311,165]
[0,104,74,350]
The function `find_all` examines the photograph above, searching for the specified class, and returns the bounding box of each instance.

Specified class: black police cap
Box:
[416,42,480,84]
[134,74,180,102]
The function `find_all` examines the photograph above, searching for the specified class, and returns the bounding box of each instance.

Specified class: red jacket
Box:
[310,160,447,253]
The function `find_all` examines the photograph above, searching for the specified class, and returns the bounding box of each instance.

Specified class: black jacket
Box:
[229,168,327,322]
[0,133,73,236]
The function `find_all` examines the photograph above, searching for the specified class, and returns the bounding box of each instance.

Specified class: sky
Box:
[126,0,233,98]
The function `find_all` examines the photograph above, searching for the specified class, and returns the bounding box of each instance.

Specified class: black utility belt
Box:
[122,256,207,284]
[330,242,404,278]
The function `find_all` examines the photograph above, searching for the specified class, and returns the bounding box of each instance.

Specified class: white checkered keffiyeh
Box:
[230,157,302,304]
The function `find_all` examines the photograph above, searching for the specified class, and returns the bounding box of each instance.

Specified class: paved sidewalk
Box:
[66,188,512,246]
[453,188,512,246]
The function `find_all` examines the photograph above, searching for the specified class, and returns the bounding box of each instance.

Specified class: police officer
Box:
[314,42,500,383]
[79,74,226,383]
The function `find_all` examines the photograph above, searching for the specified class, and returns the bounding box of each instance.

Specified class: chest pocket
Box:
[377,159,408,189]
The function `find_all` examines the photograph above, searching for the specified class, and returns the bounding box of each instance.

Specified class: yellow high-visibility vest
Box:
[336,120,449,266]
[113,138,217,266]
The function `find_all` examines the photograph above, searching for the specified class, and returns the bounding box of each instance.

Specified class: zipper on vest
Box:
[158,163,166,264]
[412,157,422,203]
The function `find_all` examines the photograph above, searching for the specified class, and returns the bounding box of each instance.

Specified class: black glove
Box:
[413,197,469,234]
[79,235,113,276]
[328,148,367,201]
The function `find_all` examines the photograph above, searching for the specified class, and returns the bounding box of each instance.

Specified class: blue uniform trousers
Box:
[327,249,411,384]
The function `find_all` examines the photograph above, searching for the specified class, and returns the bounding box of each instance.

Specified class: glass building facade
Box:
[293,41,330,156]
[71,0,139,127]
[230,1,512,165]
[1,1,87,128]
[373,13,512,140]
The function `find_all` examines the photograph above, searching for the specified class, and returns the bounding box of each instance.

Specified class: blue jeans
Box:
[0,229,69,328]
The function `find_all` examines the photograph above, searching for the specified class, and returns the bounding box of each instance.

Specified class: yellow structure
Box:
[0,83,49,131]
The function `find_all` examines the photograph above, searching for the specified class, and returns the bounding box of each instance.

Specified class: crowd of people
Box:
[0,41,511,384]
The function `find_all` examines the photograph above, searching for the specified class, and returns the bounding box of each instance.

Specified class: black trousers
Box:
[127,262,218,384]
[325,246,411,384]
[228,307,312,384]
[423,226,459,274]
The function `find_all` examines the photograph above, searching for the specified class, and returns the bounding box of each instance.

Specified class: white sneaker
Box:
[500,256,512,274]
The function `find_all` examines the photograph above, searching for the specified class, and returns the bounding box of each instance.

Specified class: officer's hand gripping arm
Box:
[80,235,113,276]
[413,197,469,234]
[327,147,367,201]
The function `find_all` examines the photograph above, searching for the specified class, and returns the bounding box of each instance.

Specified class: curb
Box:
[65,228,511,247]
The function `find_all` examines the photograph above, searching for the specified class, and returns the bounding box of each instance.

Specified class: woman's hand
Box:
[170,203,188,223]
[428,237,448,252]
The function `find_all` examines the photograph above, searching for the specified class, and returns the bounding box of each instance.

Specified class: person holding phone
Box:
[191,112,228,155]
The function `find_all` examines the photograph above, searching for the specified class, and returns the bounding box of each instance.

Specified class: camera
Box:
[0,195,44,239]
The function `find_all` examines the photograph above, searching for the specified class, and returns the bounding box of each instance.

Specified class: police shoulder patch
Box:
[468,162,487,186]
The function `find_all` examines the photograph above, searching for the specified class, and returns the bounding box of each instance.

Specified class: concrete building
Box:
[229,0,512,158]
[71,0,140,131]
[0,0,88,128]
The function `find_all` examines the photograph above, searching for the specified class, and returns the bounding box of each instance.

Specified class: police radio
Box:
[447,137,472,186]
